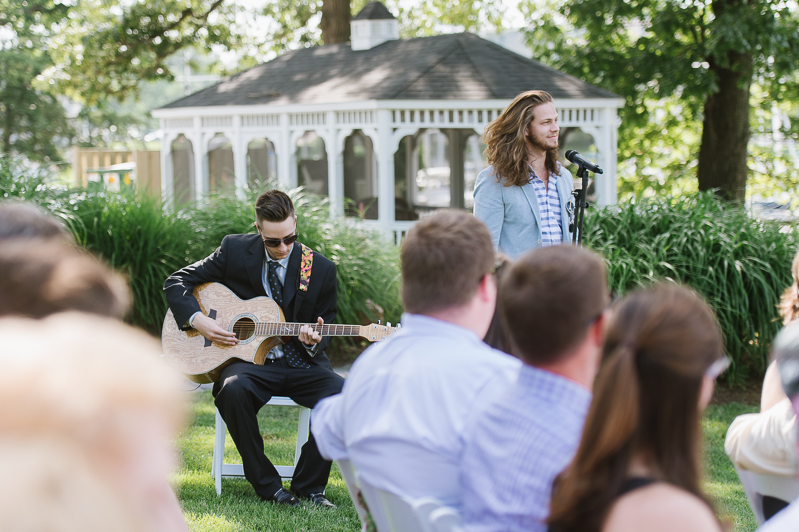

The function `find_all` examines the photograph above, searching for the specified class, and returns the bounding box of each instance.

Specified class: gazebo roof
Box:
[159,32,619,110]
[353,1,395,20]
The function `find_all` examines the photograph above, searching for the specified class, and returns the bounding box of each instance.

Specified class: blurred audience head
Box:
[780,247,799,325]
[0,313,186,531]
[498,245,608,365]
[549,283,725,532]
[0,240,130,319]
[0,200,70,241]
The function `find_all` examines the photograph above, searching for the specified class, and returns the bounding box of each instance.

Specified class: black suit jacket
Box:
[163,234,337,369]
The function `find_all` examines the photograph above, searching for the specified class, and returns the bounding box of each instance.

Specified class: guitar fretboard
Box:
[254,323,361,337]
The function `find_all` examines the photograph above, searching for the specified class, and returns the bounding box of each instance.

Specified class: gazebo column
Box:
[278,113,293,187]
[594,109,617,207]
[232,116,247,200]
[445,128,468,209]
[160,129,177,207]
[191,118,205,202]
[327,114,342,218]
[376,110,395,232]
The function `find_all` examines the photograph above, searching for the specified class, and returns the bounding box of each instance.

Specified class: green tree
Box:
[523,0,799,201]
[0,1,74,162]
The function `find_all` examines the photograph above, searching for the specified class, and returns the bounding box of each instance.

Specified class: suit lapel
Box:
[245,236,267,297]
[282,243,302,312]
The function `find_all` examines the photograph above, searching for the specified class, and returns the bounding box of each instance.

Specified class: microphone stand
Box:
[569,164,592,246]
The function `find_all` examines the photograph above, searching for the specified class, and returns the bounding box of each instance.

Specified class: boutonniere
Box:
[299,244,313,292]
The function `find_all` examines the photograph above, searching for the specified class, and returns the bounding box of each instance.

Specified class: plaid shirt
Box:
[461,365,591,532]
[530,170,563,247]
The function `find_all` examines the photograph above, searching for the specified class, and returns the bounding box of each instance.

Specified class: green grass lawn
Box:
[175,392,761,532]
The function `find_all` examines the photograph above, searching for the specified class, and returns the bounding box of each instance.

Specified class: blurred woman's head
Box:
[779,248,799,325]
[548,283,724,532]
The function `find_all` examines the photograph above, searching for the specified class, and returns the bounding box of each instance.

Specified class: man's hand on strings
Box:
[193,313,238,346]
[299,317,324,346]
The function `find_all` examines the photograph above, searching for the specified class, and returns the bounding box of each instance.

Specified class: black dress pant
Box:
[212,358,344,499]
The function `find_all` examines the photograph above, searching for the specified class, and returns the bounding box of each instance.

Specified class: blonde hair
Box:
[779,248,799,325]
[0,313,186,530]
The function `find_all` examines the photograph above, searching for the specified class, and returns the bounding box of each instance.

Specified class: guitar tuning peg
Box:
[387,322,391,328]
[397,324,402,328]
[378,320,382,325]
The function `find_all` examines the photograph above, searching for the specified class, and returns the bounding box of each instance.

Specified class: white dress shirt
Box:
[312,313,521,511]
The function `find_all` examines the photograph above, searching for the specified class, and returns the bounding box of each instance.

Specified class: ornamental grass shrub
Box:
[1,158,402,343]
[584,191,799,383]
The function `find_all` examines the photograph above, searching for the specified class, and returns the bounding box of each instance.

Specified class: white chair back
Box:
[357,474,441,532]
[735,465,799,525]
[336,460,370,532]
[428,506,464,532]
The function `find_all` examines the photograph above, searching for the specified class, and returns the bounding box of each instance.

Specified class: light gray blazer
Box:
[473,165,574,259]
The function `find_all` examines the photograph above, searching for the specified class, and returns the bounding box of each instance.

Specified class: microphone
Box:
[565,150,603,174]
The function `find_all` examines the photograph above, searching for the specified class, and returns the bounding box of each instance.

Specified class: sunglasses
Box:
[257,224,299,248]
[705,356,732,380]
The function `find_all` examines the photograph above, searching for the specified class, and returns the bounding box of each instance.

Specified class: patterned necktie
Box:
[268,260,311,369]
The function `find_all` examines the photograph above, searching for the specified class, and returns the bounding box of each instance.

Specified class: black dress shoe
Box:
[268,488,300,508]
[302,492,337,509]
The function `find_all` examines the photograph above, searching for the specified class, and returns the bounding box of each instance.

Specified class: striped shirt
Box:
[460,364,591,532]
[530,170,563,247]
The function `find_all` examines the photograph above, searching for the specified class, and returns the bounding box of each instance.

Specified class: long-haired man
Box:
[474,90,573,258]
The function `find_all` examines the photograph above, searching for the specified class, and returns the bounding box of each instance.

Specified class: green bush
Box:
[2,157,401,342]
[584,191,798,383]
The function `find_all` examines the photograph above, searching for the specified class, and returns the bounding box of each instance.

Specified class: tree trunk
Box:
[320,0,351,45]
[696,55,753,202]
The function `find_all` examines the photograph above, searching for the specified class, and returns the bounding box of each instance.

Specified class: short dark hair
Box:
[0,201,70,241]
[255,190,295,223]
[400,211,495,314]
[500,246,608,365]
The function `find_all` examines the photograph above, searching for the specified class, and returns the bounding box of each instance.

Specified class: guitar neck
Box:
[255,323,362,337]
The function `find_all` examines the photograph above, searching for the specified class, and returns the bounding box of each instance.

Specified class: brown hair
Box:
[548,283,724,532]
[255,190,295,223]
[779,248,799,325]
[400,211,494,314]
[0,240,130,319]
[0,200,70,241]
[483,254,513,355]
[483,90,560,187]
[499,246,607,365]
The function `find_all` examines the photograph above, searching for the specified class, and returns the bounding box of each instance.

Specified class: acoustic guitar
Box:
[162,282,398,383]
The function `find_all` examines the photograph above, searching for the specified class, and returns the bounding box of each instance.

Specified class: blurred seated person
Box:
[758,320,799,531]
[461,246,608,532]
[0,313,188,531]
[548,284,727,532]
[726,248,799,519]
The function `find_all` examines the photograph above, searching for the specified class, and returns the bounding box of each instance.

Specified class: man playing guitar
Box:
[164,190,342,509]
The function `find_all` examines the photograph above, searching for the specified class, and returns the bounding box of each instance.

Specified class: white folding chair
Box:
[211,396,310,496]
[734,466,799,524]
[357,473,441,532]
[337,459,370,532]
[428,506,464,532]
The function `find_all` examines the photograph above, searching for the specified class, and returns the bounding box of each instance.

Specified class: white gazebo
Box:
[152,1,623,243]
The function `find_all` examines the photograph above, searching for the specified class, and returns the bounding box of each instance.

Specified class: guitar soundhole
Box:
[232,317,255,341]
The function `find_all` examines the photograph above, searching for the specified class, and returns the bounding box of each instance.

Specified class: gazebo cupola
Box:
[351,1,399,51]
